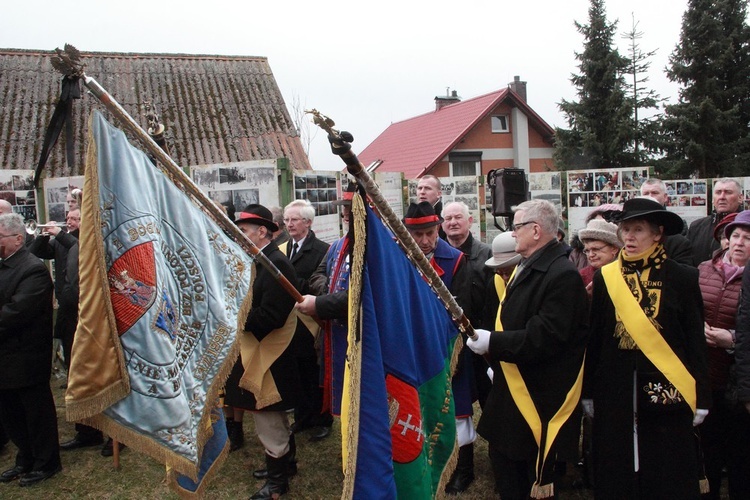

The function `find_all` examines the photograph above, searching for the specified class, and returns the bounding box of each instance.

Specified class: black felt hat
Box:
[403,201,443,229]
[614,197,683,236]
[235,204,279,232]
[332,181,358,206]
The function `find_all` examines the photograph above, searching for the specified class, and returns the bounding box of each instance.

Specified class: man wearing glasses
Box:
[467,200,588,498]
[0,213,62,486]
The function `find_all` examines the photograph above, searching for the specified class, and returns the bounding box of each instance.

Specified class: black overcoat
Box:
[0,246,54,389]
[225,242,303,411]
[585,259,710,499]
[477,241,589,461]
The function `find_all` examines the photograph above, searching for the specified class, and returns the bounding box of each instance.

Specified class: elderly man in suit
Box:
[468,200,588,499]
[283,200,332,441]
[0,213,62,486]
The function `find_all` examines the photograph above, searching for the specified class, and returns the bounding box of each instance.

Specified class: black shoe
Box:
[253,434,298,479]
[19,465,62,487]
[228,421,244,452]
[101,438,126,457]
[0,465,31,483]
[250,453,290,499]
[445,444,475,495]
[308,426,331,442]
[60,435,103,451]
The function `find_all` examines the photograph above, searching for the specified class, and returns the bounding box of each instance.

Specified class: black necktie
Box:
[290,242,298,259]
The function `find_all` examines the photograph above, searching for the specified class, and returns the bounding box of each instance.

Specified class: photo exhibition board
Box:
[407,176,483,241]
[292,171,343,244]
[43,176,84,223]
[190,159,280,223]
[0,169,36,221]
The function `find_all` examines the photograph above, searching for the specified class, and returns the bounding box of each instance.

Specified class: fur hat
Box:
[579,219,622,248]
[714,212,739,241]
[612,197,683,236]
[403,202,443,229]
[235,204,279,231]
[485,232,522,269]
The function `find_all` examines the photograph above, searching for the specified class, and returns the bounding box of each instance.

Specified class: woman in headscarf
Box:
[698,210,750,499]
[583,197,711,499]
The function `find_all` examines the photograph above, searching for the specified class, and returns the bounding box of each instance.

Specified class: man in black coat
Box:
[0,213,62,486]
[467,200,588,499]
[283,200,332,441]
[225,205,303,499]
[688,178,742,265]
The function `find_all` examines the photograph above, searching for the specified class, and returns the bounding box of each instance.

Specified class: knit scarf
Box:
[614,242,667,350]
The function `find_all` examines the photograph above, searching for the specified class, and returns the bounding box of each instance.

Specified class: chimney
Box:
[435,88,461,111]
[508,75,527,101]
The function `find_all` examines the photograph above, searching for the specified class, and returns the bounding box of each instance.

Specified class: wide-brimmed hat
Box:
[579,219,623,248]
[713,212,739,241]
[403,201,443,229]
[724,210,750,240]
[332,181,357,206]
[613,197,683,236]
[485,232,522,269]
[235,204,279,232]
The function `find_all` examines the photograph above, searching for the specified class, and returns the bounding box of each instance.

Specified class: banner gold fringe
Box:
[341,192,366,500]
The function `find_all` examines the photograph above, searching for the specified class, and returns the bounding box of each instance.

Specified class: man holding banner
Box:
[468,199,588,499]
[224,204,303,500]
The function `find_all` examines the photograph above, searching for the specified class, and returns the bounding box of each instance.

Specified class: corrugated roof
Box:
[358,88,554,178]
[0,48,311,177]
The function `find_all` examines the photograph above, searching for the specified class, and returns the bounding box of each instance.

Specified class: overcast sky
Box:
[2,0,692,170]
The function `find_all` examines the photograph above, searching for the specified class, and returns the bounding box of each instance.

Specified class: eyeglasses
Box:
[283,217,303,224]
[583,246,609,255]
[511,221,537,231]
[0,234,19,239]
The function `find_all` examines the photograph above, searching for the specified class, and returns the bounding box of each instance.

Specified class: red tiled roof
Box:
[358,88,554,179]
[0,48,311,176]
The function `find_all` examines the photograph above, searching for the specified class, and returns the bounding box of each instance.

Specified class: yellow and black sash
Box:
[496,267,584,498]
[601,259,697,413]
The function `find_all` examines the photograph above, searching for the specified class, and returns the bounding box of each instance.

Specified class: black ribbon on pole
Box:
[34,75,81,187]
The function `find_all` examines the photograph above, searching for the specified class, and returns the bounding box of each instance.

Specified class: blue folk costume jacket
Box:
[431,238,474,417]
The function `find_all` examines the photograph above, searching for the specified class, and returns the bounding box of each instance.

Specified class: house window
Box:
[491,115,509,133]
[449,152,481,177]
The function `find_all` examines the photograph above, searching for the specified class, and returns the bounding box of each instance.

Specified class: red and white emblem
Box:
[386,374,425,464]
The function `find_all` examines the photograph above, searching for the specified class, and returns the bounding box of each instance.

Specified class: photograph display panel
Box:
[292,171,342,244]
[0,169,37,221]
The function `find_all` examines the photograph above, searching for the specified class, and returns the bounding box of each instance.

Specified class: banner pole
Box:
[308,110,475,339]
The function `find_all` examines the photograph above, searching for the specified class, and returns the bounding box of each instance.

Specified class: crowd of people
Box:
[1,174,750,500]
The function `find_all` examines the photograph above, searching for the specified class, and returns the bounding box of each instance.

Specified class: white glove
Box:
[486,367,494,383]
[467,329,491,355]
[693,408,709,426]
[581,399,594,419]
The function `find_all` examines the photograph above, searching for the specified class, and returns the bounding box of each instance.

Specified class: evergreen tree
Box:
[555,0,633,170]
[660,0,750,178]
[622,16,664,165]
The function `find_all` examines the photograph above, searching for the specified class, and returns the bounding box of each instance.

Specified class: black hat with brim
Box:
[235,204,279,232]
[332,181,358,206]
[613,197,683,236]
[403,201,443,230]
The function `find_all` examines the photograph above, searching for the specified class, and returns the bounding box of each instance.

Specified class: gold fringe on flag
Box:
[341,192,366,499]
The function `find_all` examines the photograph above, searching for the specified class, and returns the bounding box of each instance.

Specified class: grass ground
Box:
[0,379,728,499]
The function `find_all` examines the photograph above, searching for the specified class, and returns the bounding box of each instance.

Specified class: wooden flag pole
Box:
[307,109,476,340]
